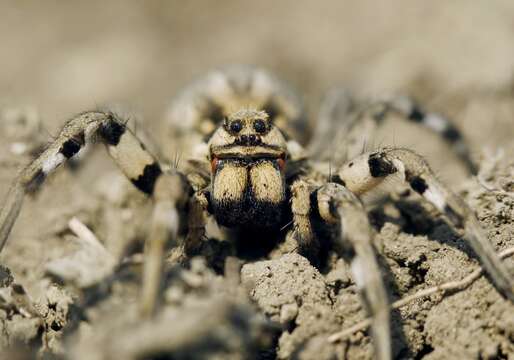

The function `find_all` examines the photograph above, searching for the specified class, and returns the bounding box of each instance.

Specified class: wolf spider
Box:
[0,65,512,360]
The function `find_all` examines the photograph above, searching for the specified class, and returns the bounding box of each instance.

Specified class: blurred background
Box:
[1,0,514,179]
[1,3,514,358]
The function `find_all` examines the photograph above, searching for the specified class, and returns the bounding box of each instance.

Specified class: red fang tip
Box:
[211,157,219,173]
[277,155,286,172]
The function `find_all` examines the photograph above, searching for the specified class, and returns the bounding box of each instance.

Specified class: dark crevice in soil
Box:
[497,346,509,360]
[395,200,436,236]
[285,317,298,334]
[258,328,279,360]
[371,196,480,263]
[415,342,434,359]
[395,254,428,286]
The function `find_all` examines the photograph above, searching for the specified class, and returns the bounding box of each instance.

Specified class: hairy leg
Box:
[140,171,191,316]
[336,147,514,302]
[290,179,317,255]
[317,183,391,360]
[382,96,477,174]
[0,111,165,248]
[310,89,477,173]
[0,110,192,316]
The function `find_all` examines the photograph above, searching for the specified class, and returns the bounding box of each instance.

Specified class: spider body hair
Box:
[0,66,512,360]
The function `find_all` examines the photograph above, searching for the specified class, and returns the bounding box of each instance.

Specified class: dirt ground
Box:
[1,2,514,359]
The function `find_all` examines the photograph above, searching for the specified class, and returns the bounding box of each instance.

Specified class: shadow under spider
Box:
[369,193,476,260]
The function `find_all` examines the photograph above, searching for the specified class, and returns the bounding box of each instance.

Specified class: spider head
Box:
[207,109,288,228]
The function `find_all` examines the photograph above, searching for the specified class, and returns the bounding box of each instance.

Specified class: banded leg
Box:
[336,147,514,302]
[309,90,477,173]
[0,111,192,316]
[0,111,163,250]
[383,96,478,174]
[317,183,390,360]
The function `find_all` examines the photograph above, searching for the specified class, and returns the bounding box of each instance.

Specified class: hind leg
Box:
[310,89,477,173]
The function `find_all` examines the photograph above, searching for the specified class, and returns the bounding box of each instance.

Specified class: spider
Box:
[0,65,512,360]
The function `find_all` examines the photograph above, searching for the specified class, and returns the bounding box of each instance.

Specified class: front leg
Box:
[336,147,514,302]
[0,111,163,251]
[140,171,191,316]
[317,183,391,360]
[0,110,195,317]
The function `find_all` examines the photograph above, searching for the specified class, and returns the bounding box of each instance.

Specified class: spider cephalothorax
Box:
[0,65,512,360]
[208,109,288,228]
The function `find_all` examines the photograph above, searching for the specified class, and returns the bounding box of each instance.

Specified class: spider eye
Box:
[253,119,266,133]
[211,157,219,173]
[229,120,243,133]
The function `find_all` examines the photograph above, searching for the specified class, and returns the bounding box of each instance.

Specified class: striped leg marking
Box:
[308,90,477,174]
[337,147,514,302]
[0,111,163,251]
[385,96,478,174]
[0,110,196,317]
